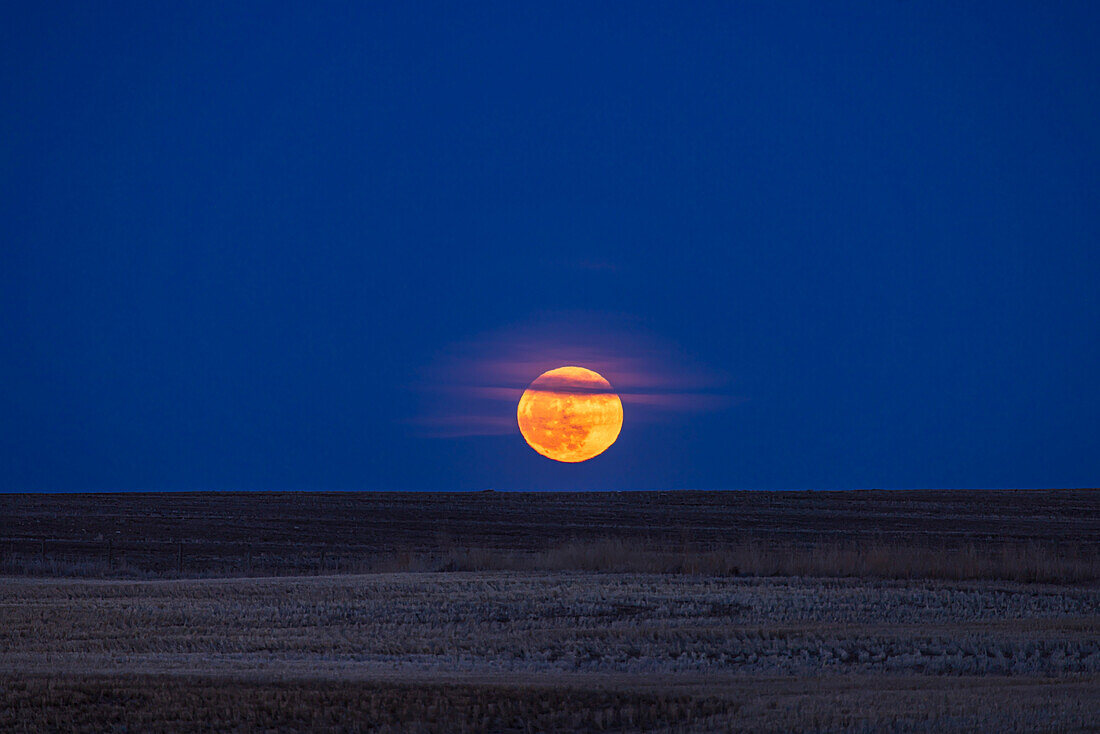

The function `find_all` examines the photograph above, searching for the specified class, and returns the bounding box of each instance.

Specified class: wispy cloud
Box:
[410,312,741,437]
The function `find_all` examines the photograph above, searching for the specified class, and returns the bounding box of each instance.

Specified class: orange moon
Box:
[517,366,624,462]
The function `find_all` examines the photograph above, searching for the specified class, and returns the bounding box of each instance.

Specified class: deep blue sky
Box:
[3,2,1098,491]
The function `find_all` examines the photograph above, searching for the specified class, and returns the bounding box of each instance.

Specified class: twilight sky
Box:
[2,2,1098,491]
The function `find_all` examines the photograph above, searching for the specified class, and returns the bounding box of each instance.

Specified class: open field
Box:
[1,491,1097,731]
[9,674,1098,733]
[1,490,1097,580]
[1,572,1098,731]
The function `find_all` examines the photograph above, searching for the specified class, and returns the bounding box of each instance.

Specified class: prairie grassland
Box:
[414,537,1100,583]
[2,491,1097,731]
[2,490,1096,581]
[4,674,1098,733]
[1,572,1097,731]
[3,536,1096,583]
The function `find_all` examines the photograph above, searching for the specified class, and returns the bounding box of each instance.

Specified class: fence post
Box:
[318,550,326,575]
[177,542,183,575]
[107,539,114,569]
[40,539,46,562]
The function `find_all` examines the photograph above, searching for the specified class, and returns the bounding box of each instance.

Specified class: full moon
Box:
[517,366,624,462]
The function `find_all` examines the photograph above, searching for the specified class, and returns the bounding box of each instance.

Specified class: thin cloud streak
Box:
[409,414,517,438]
[412,313,742,437]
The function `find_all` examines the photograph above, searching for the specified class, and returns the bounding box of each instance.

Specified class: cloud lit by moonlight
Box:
[412,313,738,438]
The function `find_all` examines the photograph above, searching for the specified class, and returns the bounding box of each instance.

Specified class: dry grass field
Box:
[1,490,1097,731]
[1,573,1098,731]
[1,490,1097,580]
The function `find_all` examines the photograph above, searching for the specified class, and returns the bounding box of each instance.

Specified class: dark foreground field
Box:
[1,490,1097,732]
[2,490,1098,579]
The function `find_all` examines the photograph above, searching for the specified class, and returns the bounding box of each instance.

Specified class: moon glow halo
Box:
[517,366,623,462]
